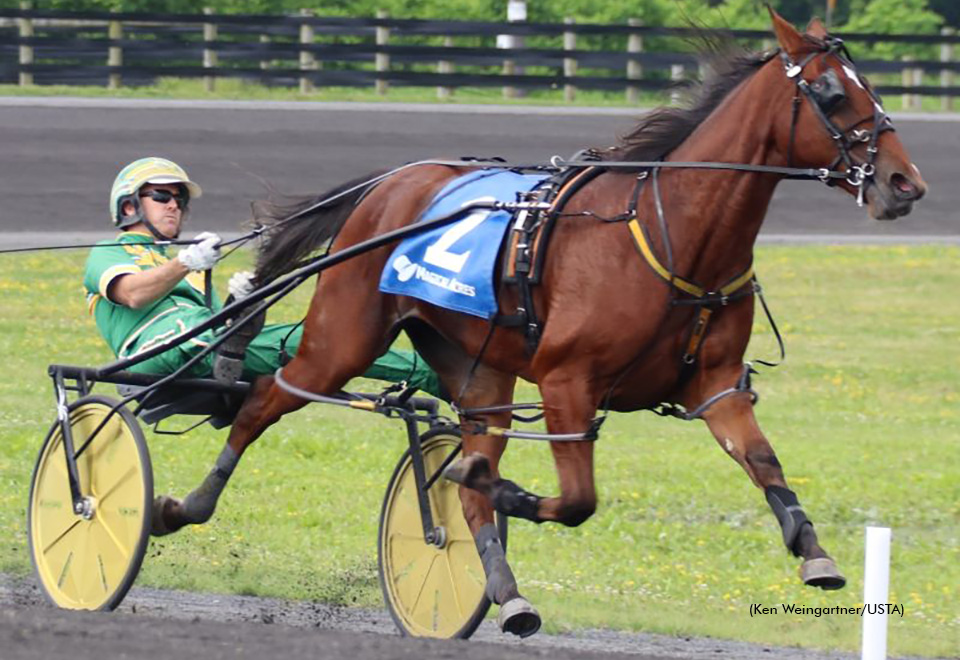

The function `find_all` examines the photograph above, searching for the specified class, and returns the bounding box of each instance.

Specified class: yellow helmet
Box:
[110,157,203,228]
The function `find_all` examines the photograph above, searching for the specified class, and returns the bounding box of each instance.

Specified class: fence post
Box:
[299,9,315,94]
[901,55,921,111]
[671,63,685,105]
[912,63,923,110]
[498,1,526,100]
[260,34,271,71]
[203,7,217,92]
[18,1,34,87]
[563,17,577,102]
[941,27,955,112]
[107,10,123,90]
[437,36,453,100]
[626,18,643,104]
[375,10,390,96]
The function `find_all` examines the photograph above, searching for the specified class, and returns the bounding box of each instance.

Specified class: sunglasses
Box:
[139,189,189,209]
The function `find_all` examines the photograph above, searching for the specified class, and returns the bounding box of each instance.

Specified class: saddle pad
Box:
[379,169,548,318]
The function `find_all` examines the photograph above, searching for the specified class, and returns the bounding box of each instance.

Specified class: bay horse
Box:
[152,10,925,637]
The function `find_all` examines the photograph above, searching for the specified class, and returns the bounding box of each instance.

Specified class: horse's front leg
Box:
[697,367,846,590]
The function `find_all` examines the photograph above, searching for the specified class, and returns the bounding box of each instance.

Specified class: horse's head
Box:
[768,9,926,220]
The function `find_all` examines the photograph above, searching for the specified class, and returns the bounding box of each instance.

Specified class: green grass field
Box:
[0,245,957,656]
[1,77,956,113]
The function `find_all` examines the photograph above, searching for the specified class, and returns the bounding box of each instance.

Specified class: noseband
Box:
[781,37,896,206]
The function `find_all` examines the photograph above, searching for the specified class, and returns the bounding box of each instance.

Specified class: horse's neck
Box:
[659,65,787,285]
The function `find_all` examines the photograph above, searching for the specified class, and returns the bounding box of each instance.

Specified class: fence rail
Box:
[1,6,956,109]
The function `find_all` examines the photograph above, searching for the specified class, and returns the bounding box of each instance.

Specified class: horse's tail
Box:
[253,171,387,285]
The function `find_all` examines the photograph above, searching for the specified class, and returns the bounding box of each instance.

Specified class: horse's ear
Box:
[767,5,804,56]
[805,17,829,40]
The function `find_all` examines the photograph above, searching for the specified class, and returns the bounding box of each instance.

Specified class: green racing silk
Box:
[83,233,221,359]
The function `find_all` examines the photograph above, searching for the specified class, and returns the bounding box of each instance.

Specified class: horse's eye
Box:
[811,69,846,115]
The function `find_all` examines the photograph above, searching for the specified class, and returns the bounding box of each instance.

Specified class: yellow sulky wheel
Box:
[28,395,153,611]
[378,427,507,639]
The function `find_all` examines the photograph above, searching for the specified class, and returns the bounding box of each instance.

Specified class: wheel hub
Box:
[77,496,97,520]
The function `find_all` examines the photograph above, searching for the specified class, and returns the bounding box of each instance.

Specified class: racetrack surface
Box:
[1,574,885,660]
[0,98,955,240]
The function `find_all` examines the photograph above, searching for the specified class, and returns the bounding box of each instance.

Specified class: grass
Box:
[1,76,956,113]
[0,77,669,108]
[0,245,958,656]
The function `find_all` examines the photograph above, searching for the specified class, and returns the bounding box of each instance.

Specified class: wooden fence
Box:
[1,5,958,109]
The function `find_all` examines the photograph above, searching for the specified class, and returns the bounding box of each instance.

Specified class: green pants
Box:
[126,313,444,399]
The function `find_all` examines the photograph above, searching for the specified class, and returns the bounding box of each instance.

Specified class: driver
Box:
[83,156,444,396]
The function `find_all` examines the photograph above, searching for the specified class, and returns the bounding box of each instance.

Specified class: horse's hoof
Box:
[801,557,846,590]
[498,597,541,639]
[442,453,492,488]
[150,495,184,537]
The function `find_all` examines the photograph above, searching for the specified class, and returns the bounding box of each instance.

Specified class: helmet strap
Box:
[141,216,177,241]
[119,193,183,240]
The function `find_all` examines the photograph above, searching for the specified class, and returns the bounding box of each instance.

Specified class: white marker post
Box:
[861,526,892,660]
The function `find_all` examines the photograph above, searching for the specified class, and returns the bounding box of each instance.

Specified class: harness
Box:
[490,38,887,422]
[497,158,605,353]
[782,37,895,207]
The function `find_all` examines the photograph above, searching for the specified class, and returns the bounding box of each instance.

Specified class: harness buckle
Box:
[817,168,831,183]
[786,64,802,78]
[851,129,870,143]
[847,167,865,187]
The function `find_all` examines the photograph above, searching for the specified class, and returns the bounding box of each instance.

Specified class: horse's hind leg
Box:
[153,277,397,536]
[697,367,846,590]
[406,323,540,637]
[151,373,309,535]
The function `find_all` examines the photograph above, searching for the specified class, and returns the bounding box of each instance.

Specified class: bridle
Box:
[781,37,896,207]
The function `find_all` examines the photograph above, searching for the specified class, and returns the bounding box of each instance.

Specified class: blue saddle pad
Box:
[379,169,549,318]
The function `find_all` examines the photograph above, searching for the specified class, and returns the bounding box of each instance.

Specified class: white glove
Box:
[177,232,221,271]
[228,270,256,300]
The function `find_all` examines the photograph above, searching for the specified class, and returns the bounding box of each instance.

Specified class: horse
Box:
[151,9,926,637]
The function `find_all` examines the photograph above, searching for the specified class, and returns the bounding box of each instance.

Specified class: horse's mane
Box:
[606,42,780,162]
[253,171,386,285]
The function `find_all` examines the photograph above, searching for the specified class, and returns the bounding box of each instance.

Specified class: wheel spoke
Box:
[93,514,130,562]
[406,553,438,617]
[441,552,466,619]
[41,518,82,555]
[93,465,138,505]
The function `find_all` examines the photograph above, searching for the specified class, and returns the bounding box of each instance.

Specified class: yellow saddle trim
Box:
[627,219,754,299]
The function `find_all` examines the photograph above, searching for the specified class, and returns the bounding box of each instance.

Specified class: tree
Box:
[842,0,942,59]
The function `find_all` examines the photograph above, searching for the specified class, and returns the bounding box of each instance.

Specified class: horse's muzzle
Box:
[866,169,926,221]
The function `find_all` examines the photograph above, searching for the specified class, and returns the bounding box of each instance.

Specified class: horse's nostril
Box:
[890,173,921,201]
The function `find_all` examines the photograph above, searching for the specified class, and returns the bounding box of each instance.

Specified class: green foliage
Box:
[5,0,953,33]
[843,0,943,59]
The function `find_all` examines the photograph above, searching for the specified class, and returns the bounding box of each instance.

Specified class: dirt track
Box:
[1,573,896,660]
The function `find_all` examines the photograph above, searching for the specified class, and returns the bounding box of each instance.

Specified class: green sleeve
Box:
[83,242,140,302]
